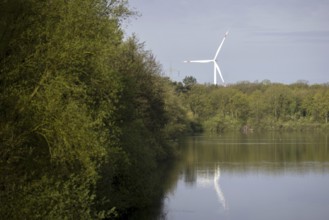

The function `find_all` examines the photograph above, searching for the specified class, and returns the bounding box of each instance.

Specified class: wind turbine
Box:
[184,31,229,85]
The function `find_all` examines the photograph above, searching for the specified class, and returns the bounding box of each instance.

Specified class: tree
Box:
[0,0,134,218]
[249,90,265,125]
[183,76,197,89]
[263,85,293,121]
[313,90,329,123]
[183,76,197,86]
[231,91,249,121]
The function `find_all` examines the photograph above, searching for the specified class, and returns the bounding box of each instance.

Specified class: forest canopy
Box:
[175,78,329,132]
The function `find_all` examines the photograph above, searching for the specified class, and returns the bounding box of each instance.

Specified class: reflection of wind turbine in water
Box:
[214,166,227,210]
[196,165,227,210]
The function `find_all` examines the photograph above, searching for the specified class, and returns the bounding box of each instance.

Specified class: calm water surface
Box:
[160,132,329,220]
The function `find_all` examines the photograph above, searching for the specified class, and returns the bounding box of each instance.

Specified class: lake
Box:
[153,131,329,220]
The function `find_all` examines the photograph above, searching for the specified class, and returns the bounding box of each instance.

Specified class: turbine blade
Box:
[184,60,213,63]
[214,31,229,60]
[215,62,225,83]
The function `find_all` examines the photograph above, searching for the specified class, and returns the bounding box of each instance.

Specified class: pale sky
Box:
[125,0,329,85]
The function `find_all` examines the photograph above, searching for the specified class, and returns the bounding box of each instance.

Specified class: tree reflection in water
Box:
[154,132,329,220]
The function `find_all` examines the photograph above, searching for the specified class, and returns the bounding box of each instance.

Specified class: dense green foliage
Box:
[1,0,328,219]
[0,0,189,219]
[175,78,329,132]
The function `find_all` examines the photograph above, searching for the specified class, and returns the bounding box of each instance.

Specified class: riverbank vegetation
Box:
[0,0,188,218]
[174,78,329,132]
[1,0,328,219]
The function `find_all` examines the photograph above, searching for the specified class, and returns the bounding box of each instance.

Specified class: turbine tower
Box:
[184,31,229,85]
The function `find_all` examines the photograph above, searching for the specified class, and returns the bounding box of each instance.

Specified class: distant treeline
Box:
[0,0,188,219]
[174,77,329,132]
